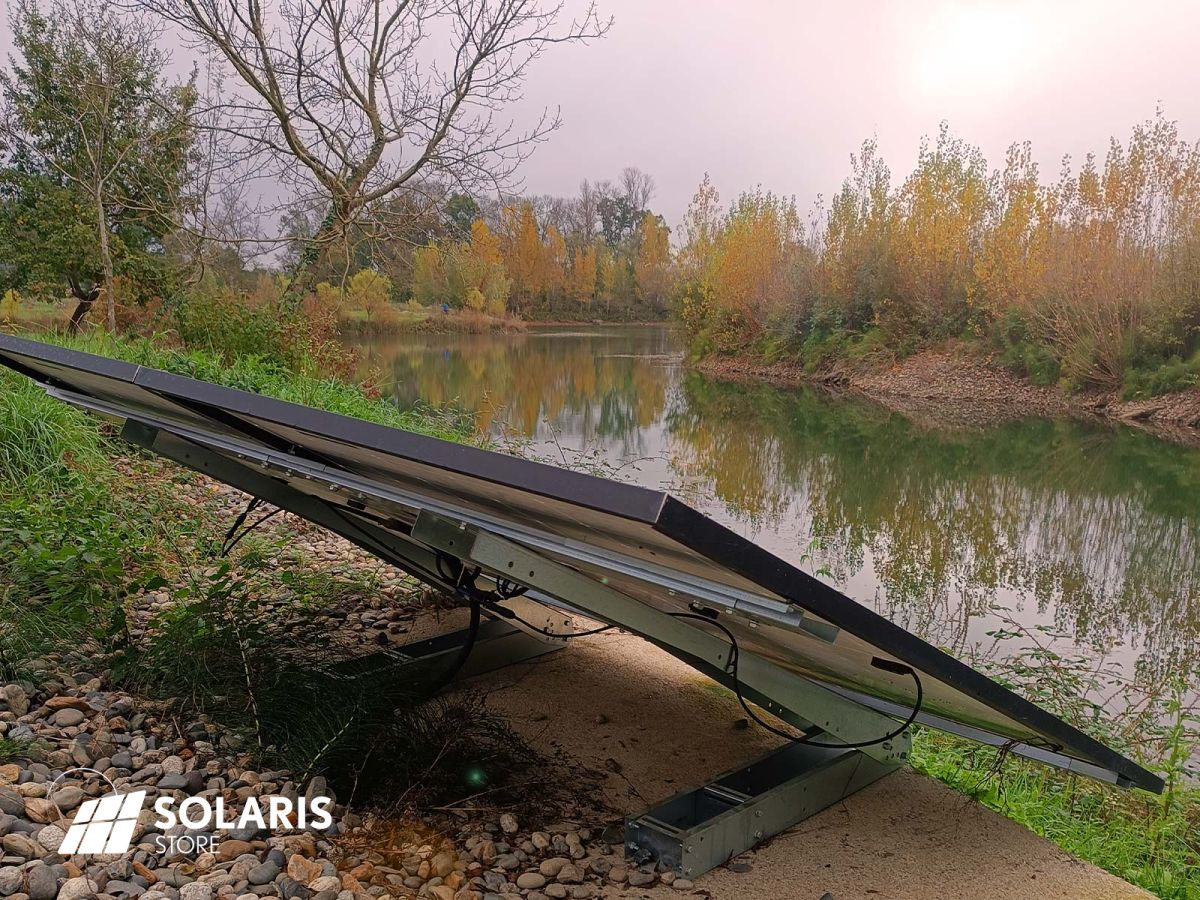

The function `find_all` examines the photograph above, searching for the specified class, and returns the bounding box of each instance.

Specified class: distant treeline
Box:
[287,168,674,321]
[678,115,1200,398]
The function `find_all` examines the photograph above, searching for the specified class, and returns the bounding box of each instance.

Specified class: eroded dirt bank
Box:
[696,350,1200,440]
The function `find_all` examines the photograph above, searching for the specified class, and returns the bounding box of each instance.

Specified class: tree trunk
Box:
[67,298,95,334]
[283,207,340,309]
[65,277,101,335]
[95,193,116,331]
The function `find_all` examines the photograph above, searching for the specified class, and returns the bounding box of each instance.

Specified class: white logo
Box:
[49,767,334,857]
[59,790,148,855]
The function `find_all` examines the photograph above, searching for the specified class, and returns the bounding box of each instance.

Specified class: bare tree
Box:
[531,193,572,237]
[620,166,655,212]
[162,57,271,288]
[572,178,600,242]
[135,0,610,300]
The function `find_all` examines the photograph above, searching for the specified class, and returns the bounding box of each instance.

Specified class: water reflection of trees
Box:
[666,373,1200,681]
[358,328,672,457]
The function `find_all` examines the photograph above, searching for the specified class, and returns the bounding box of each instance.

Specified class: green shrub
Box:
[844,327,895,367]
[0,490,146,677]
[988,311,1062,386]
[173,286,289,360]
[799,327,847,373]
[1122,350,1200,400]
[0,371,169,678]
[171,286,354,378]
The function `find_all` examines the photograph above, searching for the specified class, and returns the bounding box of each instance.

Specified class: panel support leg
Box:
[410,511,910,763]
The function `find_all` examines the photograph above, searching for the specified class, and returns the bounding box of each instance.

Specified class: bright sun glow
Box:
[913,3,1052,103]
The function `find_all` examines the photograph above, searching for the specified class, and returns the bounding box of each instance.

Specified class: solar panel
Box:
[0,334,1162,794]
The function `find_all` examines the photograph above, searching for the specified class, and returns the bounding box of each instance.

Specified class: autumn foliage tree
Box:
[676,185,811,352]
[890,124,990,339]
[569,243,597,310]
[680,113,1200,395]
[501,203,546,313]
[411,218,511,314]
[634,213,672,310]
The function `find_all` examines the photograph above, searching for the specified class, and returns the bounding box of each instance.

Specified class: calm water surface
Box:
[352,325,1200,716]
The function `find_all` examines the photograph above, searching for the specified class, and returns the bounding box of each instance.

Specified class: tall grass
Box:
[0,369,107,489]
[908,612,1200,898]
[0,368,140,677]
[911,730,1200,899]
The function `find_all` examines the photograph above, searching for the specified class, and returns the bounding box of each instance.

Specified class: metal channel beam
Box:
[626,740,897,877]
[410,511,912,766]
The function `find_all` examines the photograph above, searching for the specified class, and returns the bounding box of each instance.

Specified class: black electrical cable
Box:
[668,611,923,750]
[218,496,261,555]
[324,506,484,691]
[421,587,482,696]
[484,574,612,637]
[495,578,528,599]
[220,507,285,558]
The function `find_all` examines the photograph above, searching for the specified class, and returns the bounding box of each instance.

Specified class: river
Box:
[350,324,1200,727]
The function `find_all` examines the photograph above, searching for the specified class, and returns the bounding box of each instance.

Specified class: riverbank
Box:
[696,347,1200,438]
[3,331,1198,898]
[338,309,527,336]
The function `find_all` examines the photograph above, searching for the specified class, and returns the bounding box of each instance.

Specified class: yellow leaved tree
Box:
[634,213,672,311]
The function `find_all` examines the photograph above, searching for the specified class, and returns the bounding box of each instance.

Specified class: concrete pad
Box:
[468,628,1150,900]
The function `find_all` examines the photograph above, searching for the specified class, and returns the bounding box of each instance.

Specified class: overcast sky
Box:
[3,0,1196,230]
[513,0,1200,226]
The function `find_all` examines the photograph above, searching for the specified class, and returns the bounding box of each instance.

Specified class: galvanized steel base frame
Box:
[124,422,908,880]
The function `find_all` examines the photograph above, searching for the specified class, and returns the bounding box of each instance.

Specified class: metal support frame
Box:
[409,511,909,877]
[121,422,909,876]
